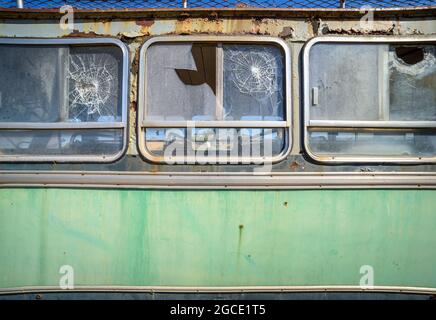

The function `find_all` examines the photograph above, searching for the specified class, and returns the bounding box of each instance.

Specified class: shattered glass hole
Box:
[395,46,424,65]
[389,45,436,77]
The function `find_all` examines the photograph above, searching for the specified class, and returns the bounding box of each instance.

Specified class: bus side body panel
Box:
[0,188,434,290]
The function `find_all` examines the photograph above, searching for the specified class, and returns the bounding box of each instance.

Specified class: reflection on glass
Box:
[309,130,436,157]
[0,129,123,156]
[145,128,285,161]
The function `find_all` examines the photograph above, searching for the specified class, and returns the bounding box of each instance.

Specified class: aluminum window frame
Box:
[138,36,292,164]
[303,35,436,164]
[0,37,129,163]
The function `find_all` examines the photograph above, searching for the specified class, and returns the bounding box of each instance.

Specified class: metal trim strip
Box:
[0,171,435,189]
[0,285,435,295]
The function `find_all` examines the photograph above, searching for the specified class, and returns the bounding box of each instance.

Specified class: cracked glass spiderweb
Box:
[67,51,118,122]
[223,45,284,119]
[224,45,281,101]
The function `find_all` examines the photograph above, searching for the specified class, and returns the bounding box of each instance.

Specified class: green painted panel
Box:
[0,188,435,289]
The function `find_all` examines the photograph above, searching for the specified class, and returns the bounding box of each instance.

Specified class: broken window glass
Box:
[223,44,284,120]
[0,42,126,161]
[145,43,284,121]
[143,41,288,163]
[146,43,217,120]
[0,44,122,123]
[67,46,122,123]
[306,41,436,161]
[389,45,436,121]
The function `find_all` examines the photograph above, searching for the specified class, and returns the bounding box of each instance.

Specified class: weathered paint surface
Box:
[0,188,435,289]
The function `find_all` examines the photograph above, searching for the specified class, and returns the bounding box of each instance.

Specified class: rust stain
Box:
[174,18,194,35]
[66,30,102,38]
[133,17,294,37]
[173,17,225,35]
[136,19,155,28]
[238,224,243,246]
[149,165,159,173]
[289,161,301,171]
[102,21,111,35]
[131,44,142,75]
[237,224,244,263]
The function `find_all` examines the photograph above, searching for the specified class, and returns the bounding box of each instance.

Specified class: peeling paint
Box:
[397,18,436,35]
[279,26,294,39]
[136,19,155,28]
[2,16,422,40]
[319,20,396,35]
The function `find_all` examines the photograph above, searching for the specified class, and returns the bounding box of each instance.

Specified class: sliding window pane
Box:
[0,44,123,123]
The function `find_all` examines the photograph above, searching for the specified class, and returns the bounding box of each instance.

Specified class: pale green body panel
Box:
[0,188,435,289]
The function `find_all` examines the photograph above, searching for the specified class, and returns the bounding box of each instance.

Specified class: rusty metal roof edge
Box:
[0,6,435,20]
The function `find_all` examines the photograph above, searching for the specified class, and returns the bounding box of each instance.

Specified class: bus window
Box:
[303,37,436,163]
[138,37,291,164]
[0,38,129,162]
